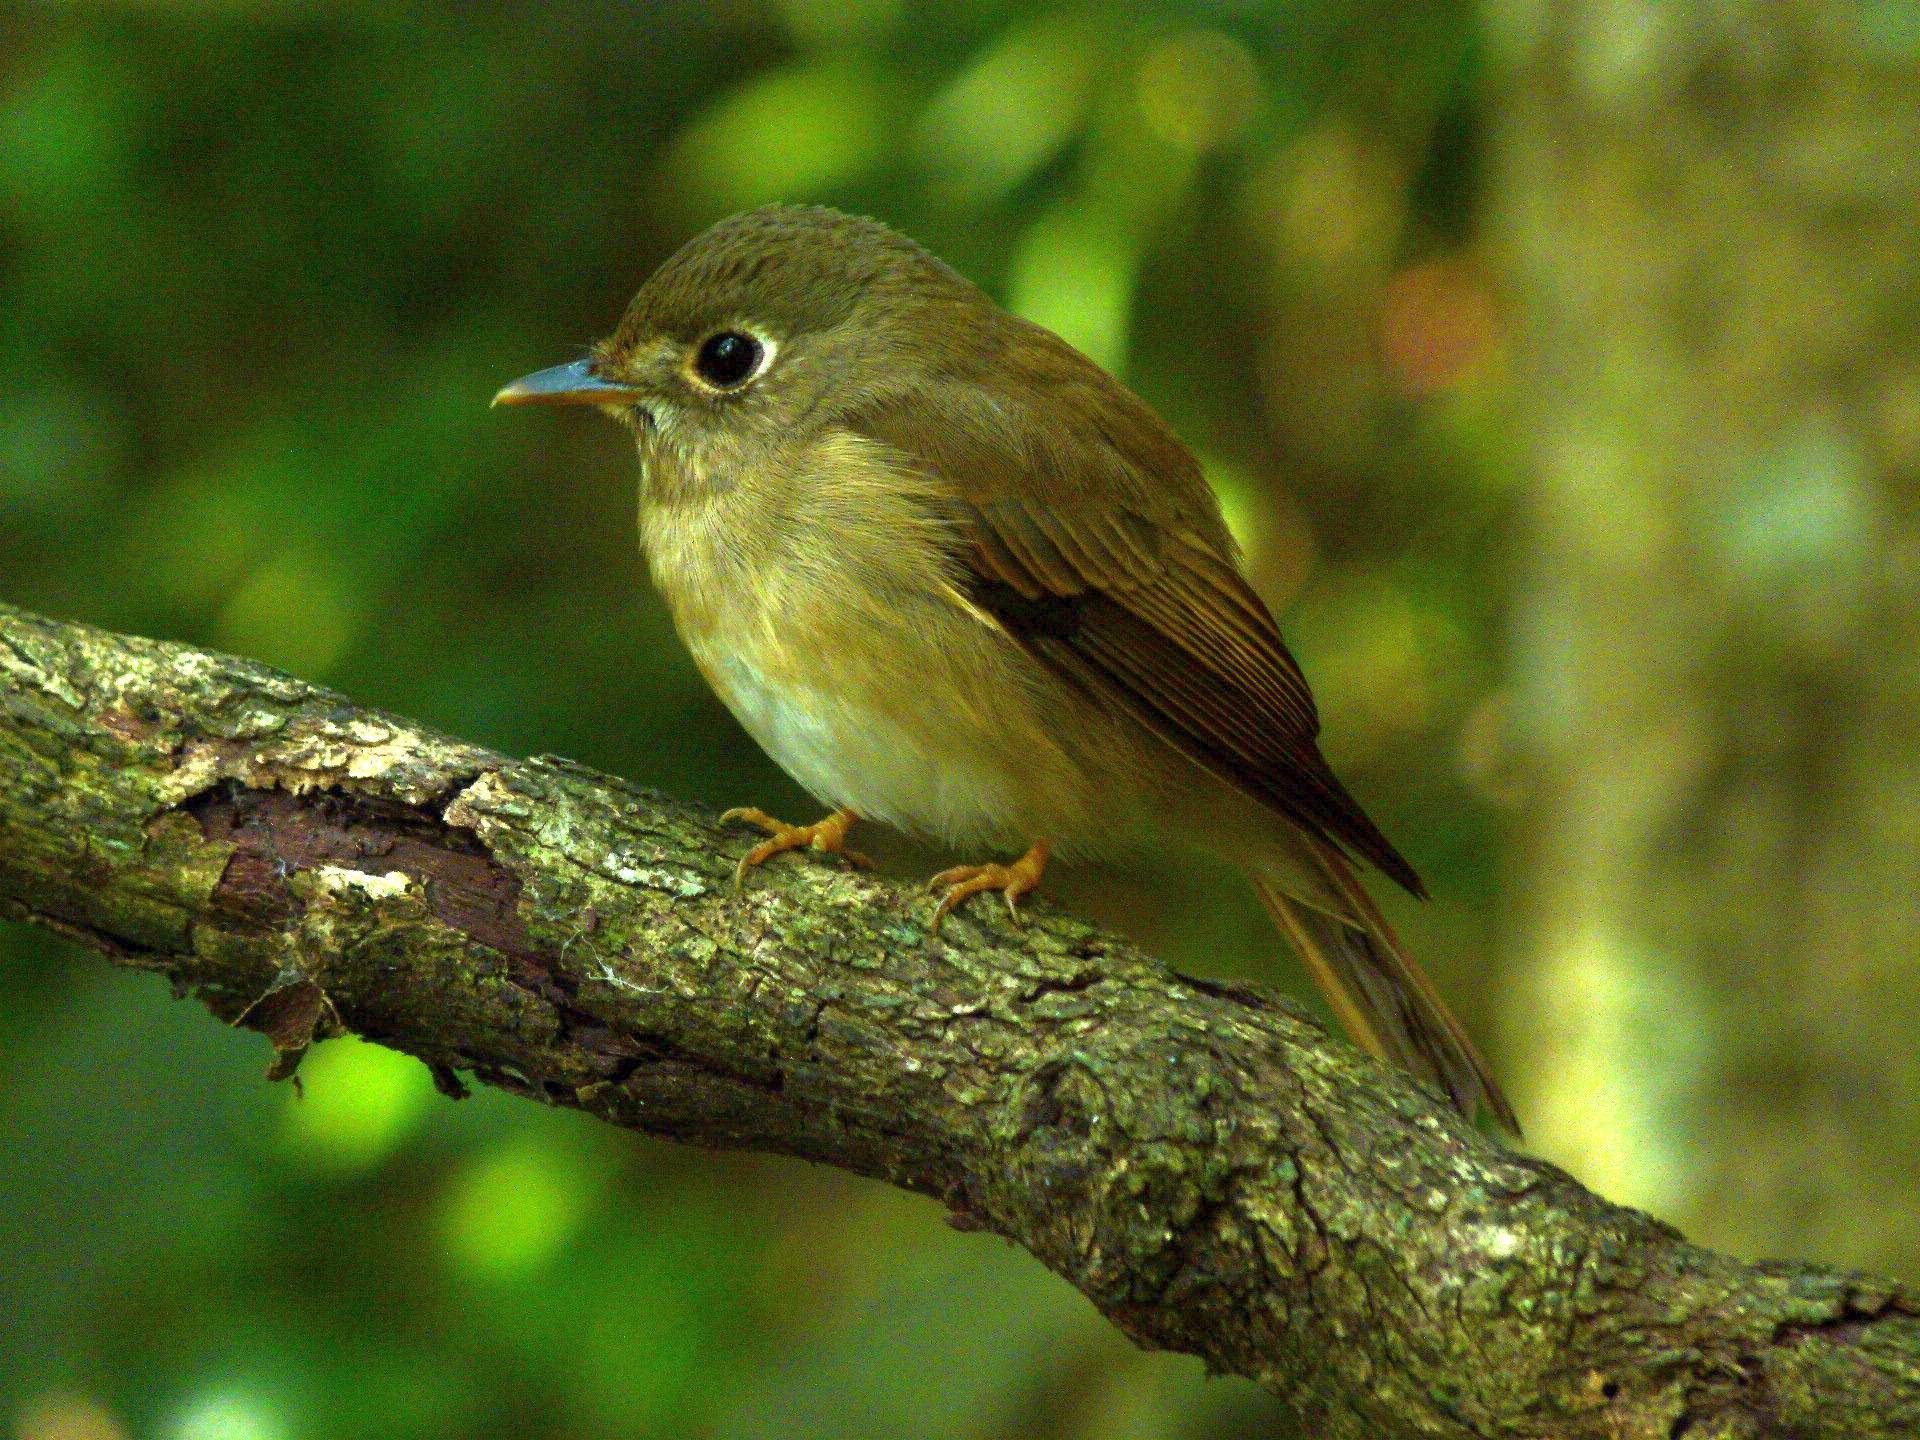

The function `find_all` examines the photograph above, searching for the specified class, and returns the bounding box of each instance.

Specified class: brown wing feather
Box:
[1010,568,1426,897]
[847,319,1426,898]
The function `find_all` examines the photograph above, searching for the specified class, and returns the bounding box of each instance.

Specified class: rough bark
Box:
[1489,1,1920,1278]
[1,600,1917,1437]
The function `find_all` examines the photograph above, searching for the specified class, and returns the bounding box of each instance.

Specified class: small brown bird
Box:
[496,204,1515,1130]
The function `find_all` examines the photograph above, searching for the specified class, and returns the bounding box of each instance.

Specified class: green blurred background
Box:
[0,0,1597,1436]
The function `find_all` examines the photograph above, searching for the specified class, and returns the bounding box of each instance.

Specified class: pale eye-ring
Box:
[692,331,764,389]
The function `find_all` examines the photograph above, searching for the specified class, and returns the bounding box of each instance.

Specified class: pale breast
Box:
[639,434,1109,851]
[695,640,1041,846]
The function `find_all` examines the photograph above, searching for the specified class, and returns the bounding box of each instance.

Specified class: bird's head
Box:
[493,205,983,476]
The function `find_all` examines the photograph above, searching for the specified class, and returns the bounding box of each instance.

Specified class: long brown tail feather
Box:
[1252,847,1519,1134]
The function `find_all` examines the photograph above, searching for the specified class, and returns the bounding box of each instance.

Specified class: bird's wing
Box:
[845,324,1425,897]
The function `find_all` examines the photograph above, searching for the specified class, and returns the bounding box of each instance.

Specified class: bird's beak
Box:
[491,358,643,408]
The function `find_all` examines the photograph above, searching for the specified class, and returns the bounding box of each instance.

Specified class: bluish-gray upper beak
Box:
[492,357,643,407]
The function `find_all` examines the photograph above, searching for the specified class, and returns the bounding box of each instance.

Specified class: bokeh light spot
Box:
[913,16,1100,205]
[1200,454,1261,558]
[14,1391,130,1440]
[277,1036,433,1174]
[437,1137,595,1283]
[164,1386,284,1440]
[214,549,363,678]
[1456,689,1529,810]
[1519,925,1710,1217]
[1007,205,1138,375]
[667,62,890,217]
[1288,570,1463,767]
[1380,257,1500,396]
[1717,412,1877,585]
[1276,124,1402,269]
[1135,30,1261,153]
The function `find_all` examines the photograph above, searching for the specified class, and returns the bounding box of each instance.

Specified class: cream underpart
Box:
[639,430,1100,851]
[697,648,1028,842]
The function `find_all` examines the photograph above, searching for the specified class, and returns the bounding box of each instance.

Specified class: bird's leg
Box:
[928,838,1050,931]
[720,807,870,890]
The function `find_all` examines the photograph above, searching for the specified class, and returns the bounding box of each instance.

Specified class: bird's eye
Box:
[692,331,763,389]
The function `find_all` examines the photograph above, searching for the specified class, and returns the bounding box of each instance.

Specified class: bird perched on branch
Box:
[495,204,1515,1131]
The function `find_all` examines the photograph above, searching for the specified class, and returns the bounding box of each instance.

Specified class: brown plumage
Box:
[494,204,1516,1132]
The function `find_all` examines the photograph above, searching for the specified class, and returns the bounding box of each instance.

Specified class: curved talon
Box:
[927,839,1049,934]
[720,806,868,890]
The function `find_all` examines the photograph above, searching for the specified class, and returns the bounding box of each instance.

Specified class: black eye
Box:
[693,331,763,389]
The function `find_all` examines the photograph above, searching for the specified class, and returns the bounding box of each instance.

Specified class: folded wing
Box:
[846,319,1426,898]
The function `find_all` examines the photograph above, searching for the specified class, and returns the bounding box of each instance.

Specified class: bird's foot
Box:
[720,807,870,890]
[928,839,1049,932]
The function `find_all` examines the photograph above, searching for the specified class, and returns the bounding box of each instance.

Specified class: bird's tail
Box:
[1252,844,1518,1133]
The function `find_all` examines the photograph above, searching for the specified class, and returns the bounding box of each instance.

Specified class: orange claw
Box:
[720,806,870,890]
[928,838,1049,932]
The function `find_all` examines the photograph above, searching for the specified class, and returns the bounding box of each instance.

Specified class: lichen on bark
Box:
[3,600,1917,1439]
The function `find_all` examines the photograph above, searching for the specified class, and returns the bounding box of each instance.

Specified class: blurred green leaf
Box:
[665,61,895,219]
[1006,201,1140,373]
[912,14,1102,205]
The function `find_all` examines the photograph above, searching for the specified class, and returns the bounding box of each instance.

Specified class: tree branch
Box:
[1,600,1915,1438]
